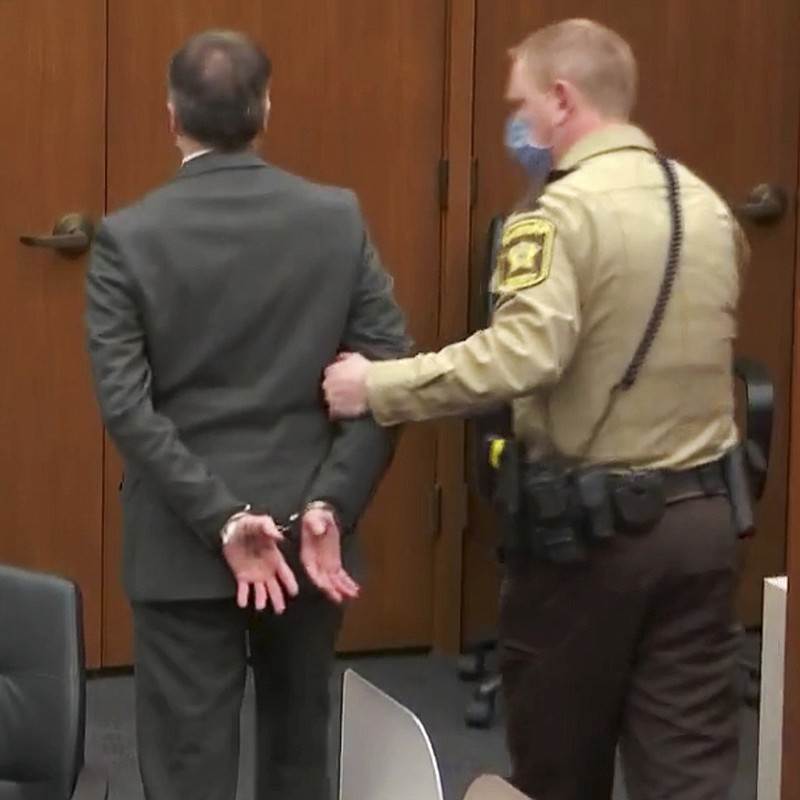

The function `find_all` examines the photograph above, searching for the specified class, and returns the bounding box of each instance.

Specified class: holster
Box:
[522,465,588,564]
[491,445,587,565]
[722,444,755,537]
[490,438,526,561]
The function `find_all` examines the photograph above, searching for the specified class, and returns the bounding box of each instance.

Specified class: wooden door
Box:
[102,1,447,664]
[0,0,106,667]
[464,0,800,642]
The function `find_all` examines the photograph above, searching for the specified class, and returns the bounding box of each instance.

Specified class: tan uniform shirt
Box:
[367,124,748,470]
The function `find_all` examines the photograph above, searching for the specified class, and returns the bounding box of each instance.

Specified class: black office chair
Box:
[458,214,775,728]
[0,564,108,800]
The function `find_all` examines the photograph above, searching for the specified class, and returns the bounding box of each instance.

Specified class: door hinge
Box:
[457,481,469,533]
[429,484,468,537]
[470,158,479,209]
[430,483,443,538]
[438,158,450,211]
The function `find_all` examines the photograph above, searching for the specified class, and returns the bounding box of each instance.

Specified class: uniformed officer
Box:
[324,18,750,800]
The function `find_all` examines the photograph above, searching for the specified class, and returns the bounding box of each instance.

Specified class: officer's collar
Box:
[556,123,656,171]
[545,168,576,184]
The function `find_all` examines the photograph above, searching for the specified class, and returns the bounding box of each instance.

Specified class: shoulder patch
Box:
[497,213,556,293]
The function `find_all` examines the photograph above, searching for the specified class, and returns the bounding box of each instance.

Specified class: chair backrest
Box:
[338,668,444,800]
[0,564,85,800]
[463,775,531,800]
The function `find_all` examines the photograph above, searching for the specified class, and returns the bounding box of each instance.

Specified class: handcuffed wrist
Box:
[220,504,252,547]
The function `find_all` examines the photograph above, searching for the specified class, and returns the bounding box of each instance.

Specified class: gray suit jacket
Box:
[85,151,411,602]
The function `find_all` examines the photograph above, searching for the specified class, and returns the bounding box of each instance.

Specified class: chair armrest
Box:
[71,763,108,800]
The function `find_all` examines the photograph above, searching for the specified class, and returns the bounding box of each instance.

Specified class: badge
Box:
[497,213,556,292]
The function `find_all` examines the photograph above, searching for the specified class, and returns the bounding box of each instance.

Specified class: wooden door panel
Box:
[0,0,106,666]
[102,443,130,665]
[465,0,800,639]
[103,1,446,663]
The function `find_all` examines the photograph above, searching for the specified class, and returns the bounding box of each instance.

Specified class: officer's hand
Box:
[300,508,360,604]
[222,514,299,613]
[323,352,371,418]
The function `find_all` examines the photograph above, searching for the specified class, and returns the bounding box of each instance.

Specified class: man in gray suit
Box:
[85,30,410,800]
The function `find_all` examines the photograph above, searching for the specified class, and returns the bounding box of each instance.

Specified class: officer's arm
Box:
[303,222,412,530]
[365,208,582,426]
[85,222,246,549]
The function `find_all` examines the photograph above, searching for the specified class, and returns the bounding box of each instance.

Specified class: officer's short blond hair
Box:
[512,19,637,119]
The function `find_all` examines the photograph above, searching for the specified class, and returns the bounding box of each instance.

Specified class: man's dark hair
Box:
[168,30,272,152]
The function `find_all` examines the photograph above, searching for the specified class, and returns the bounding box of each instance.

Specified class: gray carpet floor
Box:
[85,653,759,800]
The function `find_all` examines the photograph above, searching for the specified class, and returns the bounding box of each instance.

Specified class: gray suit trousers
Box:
[132,587,343,800]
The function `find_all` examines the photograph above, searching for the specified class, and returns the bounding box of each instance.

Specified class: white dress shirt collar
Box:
[181,148,213,165]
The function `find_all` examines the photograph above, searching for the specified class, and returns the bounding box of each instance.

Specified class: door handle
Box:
[19,213,95,256]
[733,184,788,225]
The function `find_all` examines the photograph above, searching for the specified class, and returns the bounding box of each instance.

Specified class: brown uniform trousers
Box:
[499,494,742,800]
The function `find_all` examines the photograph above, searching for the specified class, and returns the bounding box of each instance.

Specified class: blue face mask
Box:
[504,115,552,180]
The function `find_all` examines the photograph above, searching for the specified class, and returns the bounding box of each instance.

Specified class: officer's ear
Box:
[551,79,579,126]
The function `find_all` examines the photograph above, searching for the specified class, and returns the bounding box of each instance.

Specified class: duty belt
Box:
[489,446,742,565]
[657,460,727,505]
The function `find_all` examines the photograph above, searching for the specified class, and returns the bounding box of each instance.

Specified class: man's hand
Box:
[222,514,299,613]
[323,353,371,418]
[300,506,360,604]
